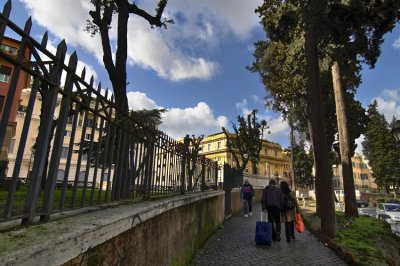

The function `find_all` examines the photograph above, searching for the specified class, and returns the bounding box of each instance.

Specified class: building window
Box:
[67,116,74,124]
[8,139,15,153]
[64,130,72,137]
[1,44,18,55]
[217,142,221,149]
[208,144,211,151]
[85,133,91,141]
[82,153,88,161]
[0,95,5,113]
[275,151,278,157]
[0,65,12,83]
[57,169,65,182]
[18,105,28,112]
[61,147,69,158]
[87,118,94,127]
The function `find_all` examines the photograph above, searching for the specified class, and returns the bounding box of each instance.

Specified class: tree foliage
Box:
[362,101,400,193]
[184,134,204,191]
[251,0,400,233]
[291,142,314,189]
[222,110,268,174]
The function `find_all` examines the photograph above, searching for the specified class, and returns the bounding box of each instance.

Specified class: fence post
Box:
[180,138,189,195]
[40,52,78,221]
[201,155,206,191]
[3,77,39,218]
[21,40,67,225]
[223,163,232,217]
[215,163,219,189]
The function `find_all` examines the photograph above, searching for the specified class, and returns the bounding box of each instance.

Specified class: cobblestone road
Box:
[191,203,346,266]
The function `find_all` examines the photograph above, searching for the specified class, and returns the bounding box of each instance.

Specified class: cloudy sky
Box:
[6,0,400,153]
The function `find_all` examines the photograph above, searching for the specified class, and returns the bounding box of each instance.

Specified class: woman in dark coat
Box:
[280,181,299,242]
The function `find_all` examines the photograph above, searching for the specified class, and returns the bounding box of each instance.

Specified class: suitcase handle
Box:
[261,211,268,221]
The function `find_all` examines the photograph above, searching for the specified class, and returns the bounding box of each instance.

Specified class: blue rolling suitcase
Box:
[255,212,272,245]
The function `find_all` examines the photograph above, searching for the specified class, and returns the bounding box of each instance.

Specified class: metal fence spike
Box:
[3,0,12,19]
[41,31,48,48]
[57,39,67,55]
[24,17,32,33]
[81,66,86,80]
[69,51,78,68]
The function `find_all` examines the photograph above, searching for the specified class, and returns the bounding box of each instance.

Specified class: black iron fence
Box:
[0,1,218,225]
[223,163,243,216]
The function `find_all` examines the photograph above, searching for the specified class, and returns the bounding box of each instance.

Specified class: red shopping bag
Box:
[296,213,304,233]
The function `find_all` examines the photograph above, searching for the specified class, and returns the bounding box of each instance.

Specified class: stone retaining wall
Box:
[0,191,225,266]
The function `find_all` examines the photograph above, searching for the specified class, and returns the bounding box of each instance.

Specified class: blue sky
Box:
[5,0,400,153]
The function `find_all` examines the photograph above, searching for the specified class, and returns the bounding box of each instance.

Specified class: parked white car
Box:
[376,203,400,223]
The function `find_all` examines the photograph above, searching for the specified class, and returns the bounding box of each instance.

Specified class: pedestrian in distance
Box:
[261,179,284,242]
[280,181,299,242]
[240,179,255,218]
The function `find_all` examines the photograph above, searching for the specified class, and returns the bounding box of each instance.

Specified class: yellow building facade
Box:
[333,153,377,191]
[7,88,107,186]
[198,132,292,185]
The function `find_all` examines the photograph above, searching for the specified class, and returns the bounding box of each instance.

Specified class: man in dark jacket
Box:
[261,179,284,241]
[240,179,255,217]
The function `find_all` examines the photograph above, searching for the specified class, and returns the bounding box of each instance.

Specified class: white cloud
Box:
[21,0,104,61]
[382,88,400,101]
[236,99,252,116]
[167,0,263,40]
[373,88,400,122]
[355,135,365,156]
[160,102,228,139]
[124,92,228,139]
[20,0,261,82]
[393,38,400,49]
[266,115,289,140]
[251,95,265,105]
[125,18,218,81]
[127,91,159,110]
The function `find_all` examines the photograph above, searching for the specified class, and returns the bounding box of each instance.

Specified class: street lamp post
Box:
[391,120,400,145]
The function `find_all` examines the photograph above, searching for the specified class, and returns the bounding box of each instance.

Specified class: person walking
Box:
[280,181,299,242]
[261,179,283,242]
[240,179,255,217]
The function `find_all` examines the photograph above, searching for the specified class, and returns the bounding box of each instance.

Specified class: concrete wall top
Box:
[0,190,224,266]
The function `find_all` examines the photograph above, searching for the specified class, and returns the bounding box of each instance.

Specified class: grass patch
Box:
[0,184,182,219]
[0,185,113,217]
[302,210,400,265]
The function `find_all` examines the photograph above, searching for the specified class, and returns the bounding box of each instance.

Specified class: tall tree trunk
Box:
[289,121,296,191]
[114,1,130,114]
[304,25,336,237]
[331,61,358,217]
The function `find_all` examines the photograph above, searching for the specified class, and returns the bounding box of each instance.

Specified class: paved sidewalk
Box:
[191,203,346,266]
